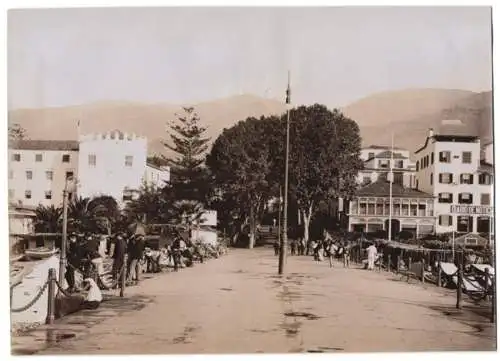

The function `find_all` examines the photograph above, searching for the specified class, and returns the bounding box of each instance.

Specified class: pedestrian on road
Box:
[343,242,351,268]
[290,239,297,256]
[366,243,378,270]
[273,239,279,256]
[65,233,81,292]
[112,233,127,281]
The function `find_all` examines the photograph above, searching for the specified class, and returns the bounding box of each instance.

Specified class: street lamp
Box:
[59,176,77,287]
[279,71,291,275]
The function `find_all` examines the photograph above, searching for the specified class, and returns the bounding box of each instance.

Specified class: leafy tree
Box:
[283,105,363,242]
[124,182,173,224]
[207,117,276,248]
[163,107,211,229]
[67,195,121,233]
[147,154,169,168]
[34,205,63,233]
[8,123,27,142]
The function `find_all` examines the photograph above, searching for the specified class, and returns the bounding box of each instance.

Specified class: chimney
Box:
[428,128,434,138]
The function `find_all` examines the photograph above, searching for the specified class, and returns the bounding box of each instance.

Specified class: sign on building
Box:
[450,205,493,215]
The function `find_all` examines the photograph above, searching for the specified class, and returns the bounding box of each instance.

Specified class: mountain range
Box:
[8,89,493,159]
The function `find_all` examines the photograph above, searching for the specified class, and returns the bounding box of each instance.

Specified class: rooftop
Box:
[356,180,433,199]
[10,140,79,151]
[370,151,407,160]
[364,145,405,151]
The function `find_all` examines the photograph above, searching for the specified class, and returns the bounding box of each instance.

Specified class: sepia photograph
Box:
[6,4,497,355]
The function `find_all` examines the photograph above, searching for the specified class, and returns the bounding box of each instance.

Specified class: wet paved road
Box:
[14,247,496,354]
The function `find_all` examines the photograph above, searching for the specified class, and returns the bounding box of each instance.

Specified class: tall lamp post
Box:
[279,71,291,275]
[59,176,76,287]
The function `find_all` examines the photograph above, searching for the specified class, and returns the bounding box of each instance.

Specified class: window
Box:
[460,173,474,184]
[393,172,403,185]
[395,160,404,169]
[88,154,97,166]
[25,190,32,199]
[481,193,491,205]
[416,160,419,171]
[66,171,74,180]
[125,155,134,167]
[8,189,14,199]
[26,170,33,180]
[462,151,472,164]
[439,151,451,163]
[35,154,43,162]
[479,173,492,185]
[477,217,490,233]
[438,215,453,227]
[62,154,70,163]
[458,193,473,204]
[438,193,453,203]
[123,189,134,202]
[46,171,53,180]
[431,152,434,164]
[368,152,375,159]
[378,160,389,169]
[430,173,433,185]
[12,153,21,162]
[45,191,52,200]
[425,155,429,167]
[457,216,472,233]
[438,173,453,184]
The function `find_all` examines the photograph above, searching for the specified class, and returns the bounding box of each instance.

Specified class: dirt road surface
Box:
[17,247,496,354]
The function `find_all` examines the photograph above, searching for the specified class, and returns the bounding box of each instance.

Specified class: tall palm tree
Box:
[125,182,172,225]
[34,205,63,233]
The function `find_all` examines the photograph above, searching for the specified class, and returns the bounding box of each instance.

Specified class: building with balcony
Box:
[414,128,493,235]
[357,145,416,188]
[8,140,79,207]
[347,179,434,238]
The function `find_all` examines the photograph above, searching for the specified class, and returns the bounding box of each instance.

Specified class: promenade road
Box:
[27,247,496,354]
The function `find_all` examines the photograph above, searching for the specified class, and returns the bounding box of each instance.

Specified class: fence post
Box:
[135,260,140,284]
[396,255,401,274]
[421,258,426,283]
[456,264,463,310]
[387,254,391,273]
[485,268,495,323]
[45,268,56,325]
[437,261,442,287]
[408,257,412,273]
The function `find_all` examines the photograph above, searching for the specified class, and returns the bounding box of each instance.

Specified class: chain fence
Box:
[11,279,50,313]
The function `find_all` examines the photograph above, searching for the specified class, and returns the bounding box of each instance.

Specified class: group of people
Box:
[273,230,352,268]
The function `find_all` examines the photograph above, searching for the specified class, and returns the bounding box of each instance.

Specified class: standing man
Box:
[65,233,81,293]
[112,233,127,282]
[366,242,378,270]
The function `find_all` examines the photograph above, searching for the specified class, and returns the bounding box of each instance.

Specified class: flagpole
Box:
[279,71,291,275]
[388,132,394,242]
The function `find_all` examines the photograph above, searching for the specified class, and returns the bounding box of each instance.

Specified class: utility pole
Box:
[279,71,291,275]
[59,178,70,287]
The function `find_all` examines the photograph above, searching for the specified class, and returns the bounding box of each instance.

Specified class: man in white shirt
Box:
[82,278,102,310]
[366,243,378,270]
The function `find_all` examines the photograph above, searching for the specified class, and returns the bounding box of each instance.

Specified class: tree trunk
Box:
[248,207,255,249]
[301,204,314,243]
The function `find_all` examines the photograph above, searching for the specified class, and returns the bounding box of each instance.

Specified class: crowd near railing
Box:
[347,244,495,324]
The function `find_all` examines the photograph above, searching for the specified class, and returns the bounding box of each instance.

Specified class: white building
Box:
[77,130,148,206]
[414,128,493,235]
[482,141,493,165]
[357,145,416,188]
[8,140,79,207]
[143,163,170,188]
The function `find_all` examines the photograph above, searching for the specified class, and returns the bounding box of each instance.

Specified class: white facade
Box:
[483,142,493,165]
[414,129,493,234]
[8,141,79,207]
[77,131,148,206]
[143,163,170,188]
[357,146,416,188]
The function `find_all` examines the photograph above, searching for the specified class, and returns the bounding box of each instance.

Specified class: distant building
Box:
[346,180,434,238]
[9,205,36,254]
[143,163,170,188]
[482,141,493,165]
[8,140,79,207]
[77,130,148,206]
[414,128,493,235]
[357,145,416,188]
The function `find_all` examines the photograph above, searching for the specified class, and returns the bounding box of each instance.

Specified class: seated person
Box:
[81,278,103,310]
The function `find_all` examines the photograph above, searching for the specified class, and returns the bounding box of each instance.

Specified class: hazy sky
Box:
[8,7,492,109]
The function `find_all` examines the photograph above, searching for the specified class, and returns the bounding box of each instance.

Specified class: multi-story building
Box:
[414,128,493,235]
[8,140,80,207]
[77,130,148,206]
[357,145,416,188]
[346,179,434,238]
[143,163,170,188]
